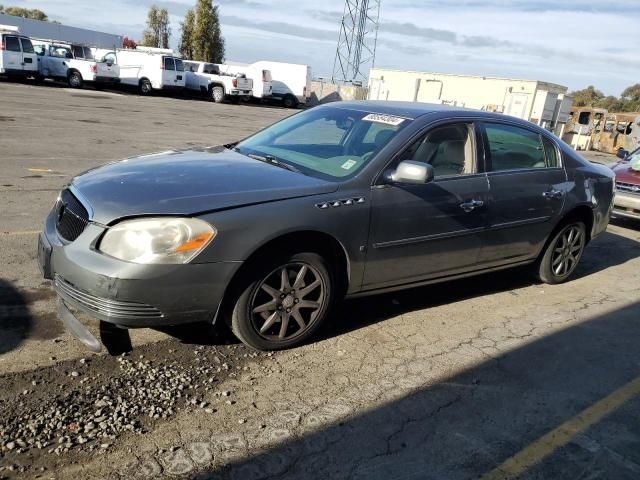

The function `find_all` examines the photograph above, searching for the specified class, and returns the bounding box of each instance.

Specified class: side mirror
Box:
[386,161,434,185]
[617,148,629,159]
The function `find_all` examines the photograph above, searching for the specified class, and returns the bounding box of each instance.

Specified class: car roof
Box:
[325,100,544,128]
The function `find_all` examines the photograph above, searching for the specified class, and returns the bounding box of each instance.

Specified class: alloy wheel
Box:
[551,225,584,278]
[250,262,326,341]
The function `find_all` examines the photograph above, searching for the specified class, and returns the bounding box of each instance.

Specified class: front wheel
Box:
[230,252,333,351]
[537,221,586,284]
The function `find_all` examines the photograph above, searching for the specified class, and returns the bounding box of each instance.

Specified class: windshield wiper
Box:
[246,153,301,174]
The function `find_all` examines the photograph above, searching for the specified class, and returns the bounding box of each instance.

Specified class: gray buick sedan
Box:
[39,102,615,351]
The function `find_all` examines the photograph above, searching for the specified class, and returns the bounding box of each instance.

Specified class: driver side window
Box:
[401,123,476,178]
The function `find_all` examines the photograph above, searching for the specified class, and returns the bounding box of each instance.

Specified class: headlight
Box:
[99,217,216,264]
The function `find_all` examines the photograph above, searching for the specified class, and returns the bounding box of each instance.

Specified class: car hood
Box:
[71,147,338,224]
[612,162,640,184]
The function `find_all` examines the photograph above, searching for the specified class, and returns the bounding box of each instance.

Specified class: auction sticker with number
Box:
[362,113,406,126]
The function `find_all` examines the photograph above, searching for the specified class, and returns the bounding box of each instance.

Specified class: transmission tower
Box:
[331,0,381,84]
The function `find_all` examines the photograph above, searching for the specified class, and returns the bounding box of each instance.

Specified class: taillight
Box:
[232,78,238,88]
[0,40,5,51]
[90,64,97,73]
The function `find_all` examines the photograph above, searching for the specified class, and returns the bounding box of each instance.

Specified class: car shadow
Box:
[190,300,640,479]
[0,279,32,355]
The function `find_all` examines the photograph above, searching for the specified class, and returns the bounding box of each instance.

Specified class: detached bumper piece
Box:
[54,275,164,320]
[57,297,102,353]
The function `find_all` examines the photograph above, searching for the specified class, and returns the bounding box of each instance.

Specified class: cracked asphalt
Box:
[1,81,639,479]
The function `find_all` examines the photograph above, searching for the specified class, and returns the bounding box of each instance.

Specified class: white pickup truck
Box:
[32,40,119,88]
[184,60,252,103]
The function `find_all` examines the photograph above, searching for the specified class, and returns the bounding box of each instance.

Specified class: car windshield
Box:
[234,107,411,180]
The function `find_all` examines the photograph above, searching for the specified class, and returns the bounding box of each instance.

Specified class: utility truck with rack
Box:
[184,60,253,103]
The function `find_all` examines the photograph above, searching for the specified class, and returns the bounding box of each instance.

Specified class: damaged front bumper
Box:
[39,208,242,349]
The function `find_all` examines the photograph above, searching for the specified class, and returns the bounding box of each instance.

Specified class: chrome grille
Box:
[55,275,163,319]
[55,189,89,242]
[616,181,640,195]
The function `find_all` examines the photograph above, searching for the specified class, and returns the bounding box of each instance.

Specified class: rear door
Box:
[174,58,185,87]
[162,56,176,87]
[478,122,566,264]
[3,35,23,72]
[19,37,37,73]
[363,122,490,289]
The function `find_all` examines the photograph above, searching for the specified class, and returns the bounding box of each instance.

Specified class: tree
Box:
[192,0,225,63]
[141,5,171,49]
[122,36,138,49]
[0,5,49,21]
[621,84,640,112]
[179,9,196,59]
[568,85,605,108]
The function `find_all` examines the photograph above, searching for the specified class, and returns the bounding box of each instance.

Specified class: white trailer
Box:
[116,48,185,95]
[0,25,38,78]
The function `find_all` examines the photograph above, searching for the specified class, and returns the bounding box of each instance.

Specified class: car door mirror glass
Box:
[388,161,434,185]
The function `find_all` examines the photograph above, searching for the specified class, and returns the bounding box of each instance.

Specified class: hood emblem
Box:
[316,197,365,210]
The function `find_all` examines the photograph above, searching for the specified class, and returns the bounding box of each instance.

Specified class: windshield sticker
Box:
[362,113,405,126]
[341,159,358,170]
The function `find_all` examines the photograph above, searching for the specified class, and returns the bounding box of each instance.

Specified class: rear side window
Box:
[20,38,34,54]
[163,57,175,71]
[72,45,84,59]
[5,36,21,52]
[485,123,546,171]
[83,47,94,60]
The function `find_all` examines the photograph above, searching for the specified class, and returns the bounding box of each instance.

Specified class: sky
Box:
[5,0,638,95]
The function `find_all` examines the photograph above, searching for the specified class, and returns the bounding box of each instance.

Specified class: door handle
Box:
[460,199,484,213]
[542,189,564,200]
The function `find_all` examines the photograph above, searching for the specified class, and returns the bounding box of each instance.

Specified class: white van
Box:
[0,25,37,78]
[252,61,311,108]
[116,49,185,95]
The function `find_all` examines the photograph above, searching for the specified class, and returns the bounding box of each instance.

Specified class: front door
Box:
[478,122,567,265]
[363,122,490,290]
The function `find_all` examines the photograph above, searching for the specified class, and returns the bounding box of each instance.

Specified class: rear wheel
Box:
[210,85,224,103]
[230,252,333,351]
[138,78,152,96]
[537,221,586,284]
[282,94,298,108]
[67,70,83,88]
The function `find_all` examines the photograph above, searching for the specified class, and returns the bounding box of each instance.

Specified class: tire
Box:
[138,78,152,96]
[230,252,333,351]
[537,221,586,284]
[282,94,298,109]
[210,85,224,103]
[67,70,83,89]
[33,74,45,84]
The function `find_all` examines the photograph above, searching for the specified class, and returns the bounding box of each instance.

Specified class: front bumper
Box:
[40,208,241,328]
[612,191,640,220]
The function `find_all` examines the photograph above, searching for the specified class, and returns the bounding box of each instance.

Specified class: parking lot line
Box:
[481,376,640,480]
[1,230,40,236]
